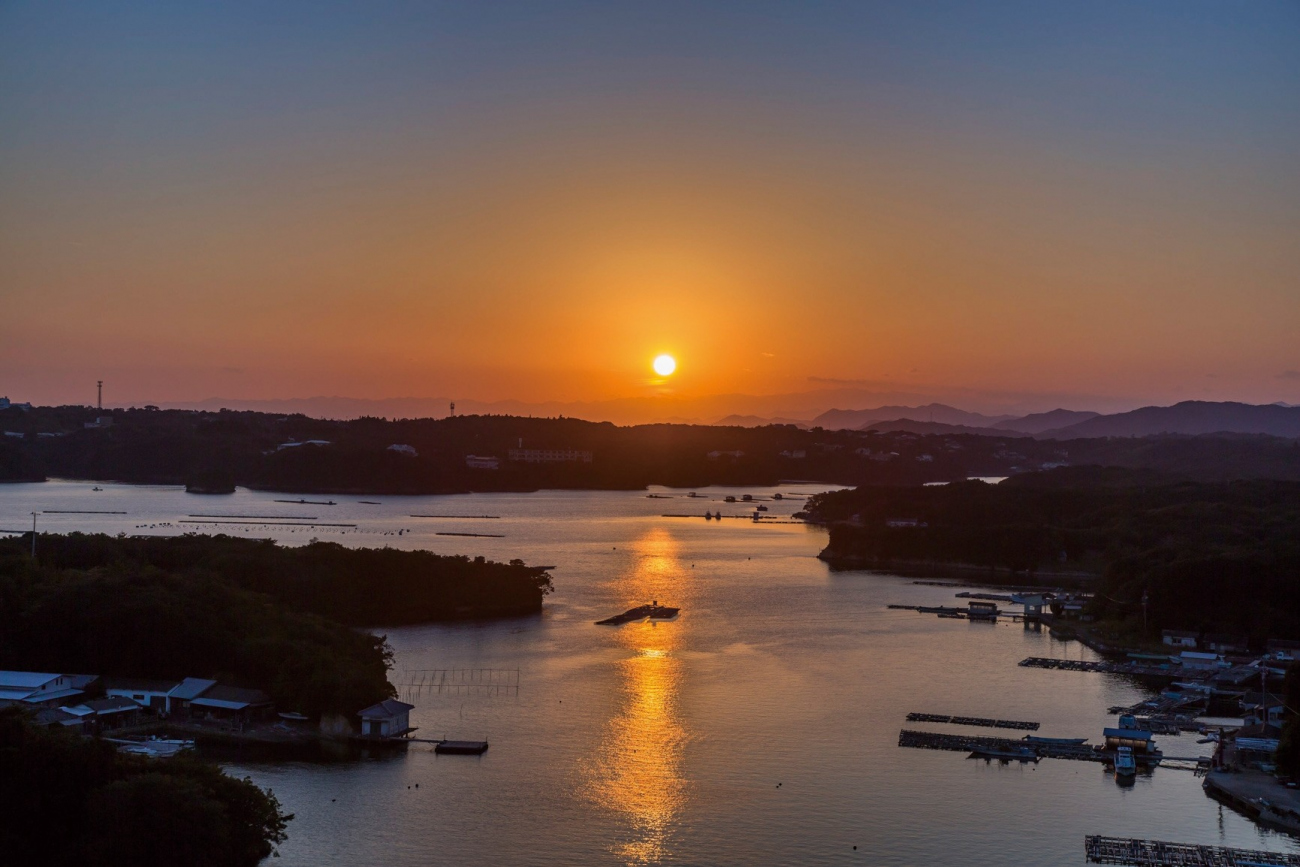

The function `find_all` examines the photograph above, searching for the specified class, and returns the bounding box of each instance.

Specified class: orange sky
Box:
[2,3,1297,415]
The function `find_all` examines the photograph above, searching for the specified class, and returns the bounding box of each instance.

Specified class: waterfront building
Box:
[357,699,416,737]
[104,677,181,712]
[60,697,143,733]
[1162,629,1198,648]
[1176,651,1225,669]
[0,671,92,707]
[189,685,274,722]
[1203,634,1250,655]
[465,454,501,469]
[276,439,332,450]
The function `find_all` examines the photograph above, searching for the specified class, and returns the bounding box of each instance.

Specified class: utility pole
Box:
[97,381,103,410]
[30,511,37,558]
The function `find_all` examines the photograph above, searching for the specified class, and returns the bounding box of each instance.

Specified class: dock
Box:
[436,740,489,755]
[1020,657,1181,678]
[1084,835,1300,865]
[906,712,1039,731]
[899,729,1101,762]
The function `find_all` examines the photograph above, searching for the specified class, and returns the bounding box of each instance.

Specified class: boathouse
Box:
[1161,629,1198,648]
[967,601,998,620]
[358,699,416,738]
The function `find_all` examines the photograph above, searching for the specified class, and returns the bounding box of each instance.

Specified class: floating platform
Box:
[1020,657,1181,678]
[436,740,489,755]
[1084,835,1300,865]
[899,729,1101,762]
[907,712,1040,731]
[595,604,680,625]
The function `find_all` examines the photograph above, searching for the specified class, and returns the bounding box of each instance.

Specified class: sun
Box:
[652,354,677,377]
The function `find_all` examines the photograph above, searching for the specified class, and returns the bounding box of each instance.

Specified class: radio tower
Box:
[97,381,103,410]
[450,401,455,417]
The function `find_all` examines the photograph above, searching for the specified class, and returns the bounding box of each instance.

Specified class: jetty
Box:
[906,712,1040,731]
[1020,657,1181,678]
[1083,835,1300,865]
[898,729,1100,762]
[410,514,500,519]
[595,604,680,625]
[274,499,336,505]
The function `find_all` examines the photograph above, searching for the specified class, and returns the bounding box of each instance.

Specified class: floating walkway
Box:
[43,510,128,515]
[906,712,1040,731]
[410,514,500,519]
[1020,657,1180,678]
[1084,835,1300,865]
[898,729,1101,762]
[180,520,357,528]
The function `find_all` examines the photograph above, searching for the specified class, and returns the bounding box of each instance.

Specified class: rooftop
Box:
[359,699,416,719]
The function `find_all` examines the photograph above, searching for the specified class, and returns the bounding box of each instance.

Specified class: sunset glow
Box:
[0,3,1296,417]
[652,355,677,378]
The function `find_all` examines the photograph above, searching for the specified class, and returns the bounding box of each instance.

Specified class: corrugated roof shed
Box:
[359,699,416,719]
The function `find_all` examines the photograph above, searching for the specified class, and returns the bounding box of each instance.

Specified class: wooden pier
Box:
[1084,835,1300,865]
[906,712,1040,731]
[899,729,1101,762]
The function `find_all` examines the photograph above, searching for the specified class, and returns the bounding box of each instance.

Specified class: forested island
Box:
[1,708,290,865]
[808,467,1300,642]
[3,404,1300,494]
[0,534,553,717]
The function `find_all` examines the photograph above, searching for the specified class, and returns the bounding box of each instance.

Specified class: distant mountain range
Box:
[145,395,1300,439]
[1035,401,1300,439]
[811,403,1016,430]
[798,400,1300,439]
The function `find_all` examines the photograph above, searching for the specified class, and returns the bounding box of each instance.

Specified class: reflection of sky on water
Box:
[587,528,692,864]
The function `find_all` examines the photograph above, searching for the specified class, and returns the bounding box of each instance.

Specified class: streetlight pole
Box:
[30,511,37,558]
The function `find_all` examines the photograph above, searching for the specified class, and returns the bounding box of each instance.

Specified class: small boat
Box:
[1114,746,1137,777]
[741,494,753,502]
[92,486,103,491]
[724,496,736,503]
[772,493,783,500]
[755,505,768,512]
[686,492,700,498]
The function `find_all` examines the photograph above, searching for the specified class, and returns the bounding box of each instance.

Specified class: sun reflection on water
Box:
[587,528,693,864]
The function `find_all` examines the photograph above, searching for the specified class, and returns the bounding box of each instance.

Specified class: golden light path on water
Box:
[586,528,694,864]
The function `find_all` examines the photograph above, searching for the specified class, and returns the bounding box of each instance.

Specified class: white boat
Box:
[1114,746,1137,777]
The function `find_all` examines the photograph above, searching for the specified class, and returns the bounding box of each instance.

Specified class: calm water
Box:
[3,480,1297,866]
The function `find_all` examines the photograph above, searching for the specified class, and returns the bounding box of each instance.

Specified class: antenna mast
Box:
[97,381,103,410]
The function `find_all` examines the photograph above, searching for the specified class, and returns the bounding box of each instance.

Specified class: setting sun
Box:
[652,355,677,377]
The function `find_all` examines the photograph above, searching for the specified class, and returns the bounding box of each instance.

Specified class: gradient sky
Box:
[2,1,1298,413]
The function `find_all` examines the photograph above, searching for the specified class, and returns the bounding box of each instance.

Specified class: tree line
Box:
[808,467,1300,642]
